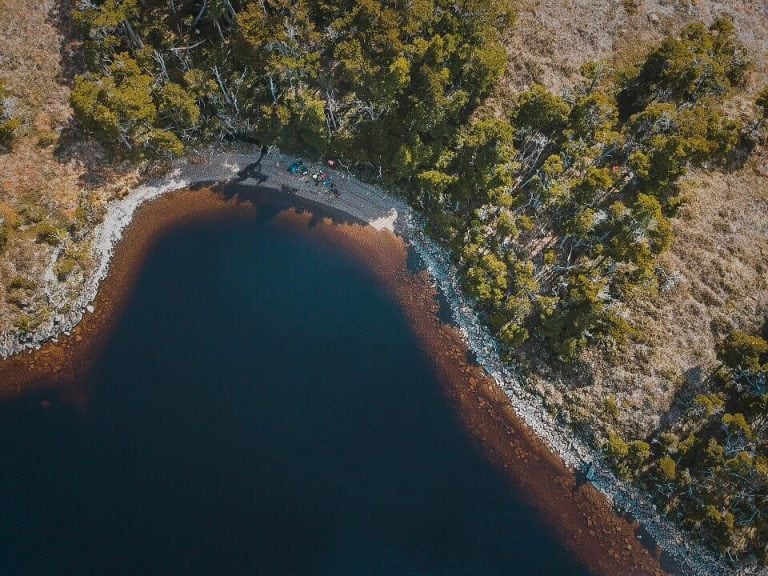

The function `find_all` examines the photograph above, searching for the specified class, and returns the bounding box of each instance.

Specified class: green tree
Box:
[71,53,183,156]
[158,83,201,131]
[514,85,570,137]
[569,92,619,142]
[465,252,508,307]
[447,118,516,206]
[657,455,677,482]
[718,330,768,371]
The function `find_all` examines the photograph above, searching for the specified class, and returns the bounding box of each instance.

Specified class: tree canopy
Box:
[71,7,750,365]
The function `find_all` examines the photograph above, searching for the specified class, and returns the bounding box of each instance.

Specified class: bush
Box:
[0,79,19,151]
[36,130,58,148]
[7,276,36,291]
[6,276,36,309]
[603,395,619,418]
[55,255,78,281]
[0,223,8,254]
[757,86,768,118]
[13,313,34,333]
[35,222,63,246]
[0,117,20,151]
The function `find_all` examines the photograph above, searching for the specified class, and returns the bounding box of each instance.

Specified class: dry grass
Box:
[0,0,139,340]
[505,0,768,95]
[616,165,767,431]
[566,163,768,438]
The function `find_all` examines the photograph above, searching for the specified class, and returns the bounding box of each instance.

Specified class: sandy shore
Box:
[0,144,741,575]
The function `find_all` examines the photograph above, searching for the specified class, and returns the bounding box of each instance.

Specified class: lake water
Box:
[0,196,590,575]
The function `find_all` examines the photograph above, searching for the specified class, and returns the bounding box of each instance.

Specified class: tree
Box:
[540,272,624,361]
[618,17,750,118]
[158,83,201,132]
[465,252,508,308]
[605,434,651,478]
[641,325,768,560]
[657,455,677,482]
[569,92,619,142]
[447,117,516,207]
[718,330,768,371]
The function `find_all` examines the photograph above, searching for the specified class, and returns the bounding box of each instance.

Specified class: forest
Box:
[69,0,767,562]
[632,326,768,561]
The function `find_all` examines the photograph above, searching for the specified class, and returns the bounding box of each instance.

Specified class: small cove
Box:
[0,189,592,575]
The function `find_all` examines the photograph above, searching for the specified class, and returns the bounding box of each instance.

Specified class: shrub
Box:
[13,314,34,333]
[36,130,58,148]
[0,223,8,254]
[0,79,19,151]
[604,395,619,418]
[7,276,36,291]
[757,86,768,118]
[6,276,36,309]
[55,255,78,281]
[0,117,20,151]
[35,222,63,246]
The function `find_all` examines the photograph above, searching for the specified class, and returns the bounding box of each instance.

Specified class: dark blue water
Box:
[0,200,590,575]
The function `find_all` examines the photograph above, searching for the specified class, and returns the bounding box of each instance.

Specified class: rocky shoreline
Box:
[0,144,750,575]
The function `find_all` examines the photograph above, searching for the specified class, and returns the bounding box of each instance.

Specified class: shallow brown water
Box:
[0,184,668,576]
